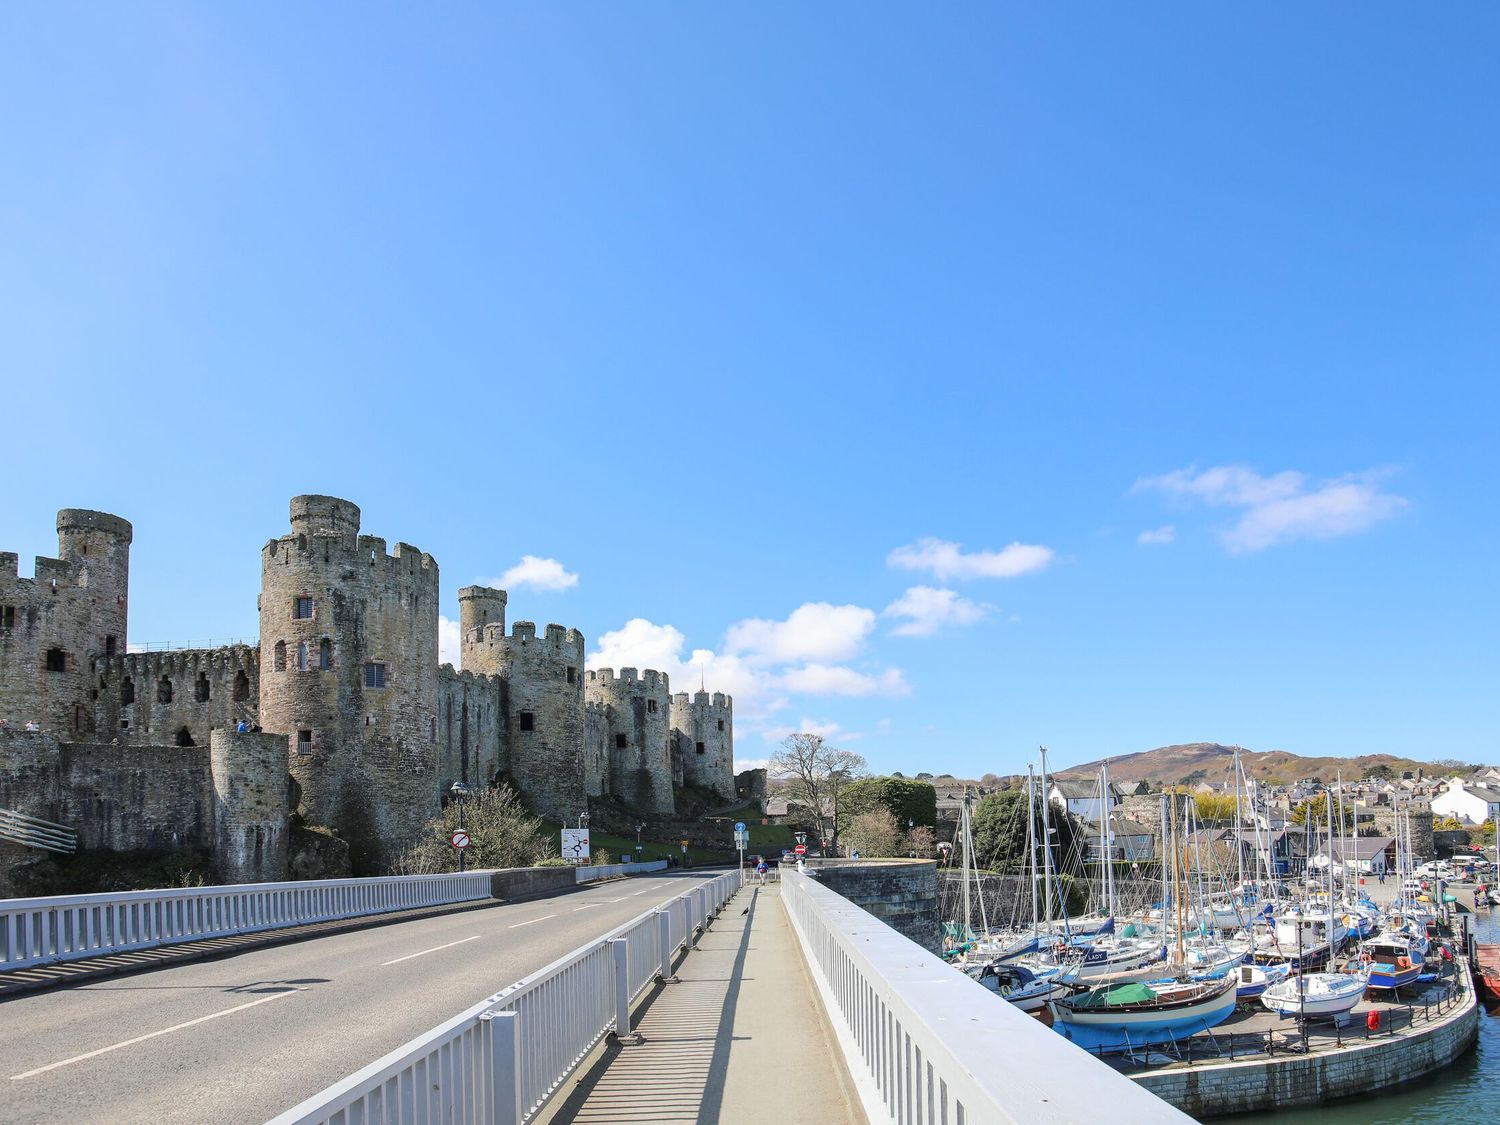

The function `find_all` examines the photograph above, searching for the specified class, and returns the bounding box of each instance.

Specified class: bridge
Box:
[1,864,1188,1124]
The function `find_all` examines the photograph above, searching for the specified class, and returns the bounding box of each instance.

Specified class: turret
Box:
[490,621,587,823]
[458,586,508,670]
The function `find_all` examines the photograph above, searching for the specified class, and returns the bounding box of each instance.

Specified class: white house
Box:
[1431,777,1500,826]
[1049,778,1123,823]
[1311,836,1396,875]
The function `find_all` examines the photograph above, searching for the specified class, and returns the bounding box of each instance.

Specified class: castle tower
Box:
[210,729,290,884]
[671,690,735,801]
[586,667,674,815]
[1,508,131,736]
[457,586,507,667]
[258,495,439,873]
[471,621,586,823]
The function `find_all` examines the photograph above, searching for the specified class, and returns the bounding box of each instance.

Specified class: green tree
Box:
[1191,794,1238,823]
[1365,763,1395,782]
[969,790,1083,876]
[842,776,938,829]
[770,733,870,850]
[1289,794,1355,831]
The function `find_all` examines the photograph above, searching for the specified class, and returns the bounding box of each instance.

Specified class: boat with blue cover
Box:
[1050,975,1238,1053]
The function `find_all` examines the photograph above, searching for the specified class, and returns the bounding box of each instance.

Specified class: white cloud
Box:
[760,718,863,747]
[883,586,988,637]
[779,664,910,697]
[1137,525,1176,546]
[486,555,579,593]
[888,537,1055,581]
[587,618,775,718]
[734,757,771,773]
[724,602,876,665]
[1134,465,1407,553]
[439,615,461,667]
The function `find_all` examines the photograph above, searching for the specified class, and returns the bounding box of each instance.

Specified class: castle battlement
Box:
[262,532,438,577]
[437,664,501,688]
[57,509,133,543]
[671,690,732,710]
[588,667,670,692]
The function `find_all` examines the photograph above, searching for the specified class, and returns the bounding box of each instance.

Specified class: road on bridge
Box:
[2,871,720,1124]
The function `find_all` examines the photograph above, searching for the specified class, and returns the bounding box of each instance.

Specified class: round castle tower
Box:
[258,495,439,873]
[0,508,132,735]
[458,586,508,656]
[586,668,675,815]
[671,690,735,801]
[464,608,587,823]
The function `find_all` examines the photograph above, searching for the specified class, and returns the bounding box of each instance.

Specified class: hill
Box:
[1053,743,1461,787]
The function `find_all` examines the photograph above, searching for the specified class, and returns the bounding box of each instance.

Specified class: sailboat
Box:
[1260,972,1365,1022]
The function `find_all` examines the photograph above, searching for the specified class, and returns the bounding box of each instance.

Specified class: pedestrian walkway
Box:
[540,883,861,1125]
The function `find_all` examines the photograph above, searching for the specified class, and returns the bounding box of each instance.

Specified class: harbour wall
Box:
[1132,966,1480,1116]
[808,858,940,954]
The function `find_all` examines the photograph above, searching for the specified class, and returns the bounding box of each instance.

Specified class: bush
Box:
[393,784,555,874]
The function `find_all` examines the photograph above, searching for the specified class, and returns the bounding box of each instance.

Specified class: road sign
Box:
[450,830,471,850]
[561,828,591,865]
[734,829,748,848]
[734,821,746,832]
[794,844,806,855]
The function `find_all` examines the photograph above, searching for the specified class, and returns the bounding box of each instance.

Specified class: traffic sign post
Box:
[450,829,471,872]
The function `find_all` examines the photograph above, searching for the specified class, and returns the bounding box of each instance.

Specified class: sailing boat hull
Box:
[1050,978,1238,1053]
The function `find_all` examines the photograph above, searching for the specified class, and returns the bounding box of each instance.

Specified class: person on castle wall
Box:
[25,720,40,732]
[0,719,9,731]
[236,720,248,733]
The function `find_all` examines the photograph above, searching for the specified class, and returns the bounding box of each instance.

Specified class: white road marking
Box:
[381,935,480,966]
[509,914,555,929]
[10,988,302,1080]
[573,903,604,911]
[632,887,654,895]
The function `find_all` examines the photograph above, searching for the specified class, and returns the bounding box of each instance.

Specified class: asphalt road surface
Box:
[1,871,720,1125]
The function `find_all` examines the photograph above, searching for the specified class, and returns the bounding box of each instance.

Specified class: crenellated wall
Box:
[94,645,259,748]
[2,498,738,880]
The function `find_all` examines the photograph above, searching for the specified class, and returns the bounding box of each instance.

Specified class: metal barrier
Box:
[1,871,494,971]
[270,869,742,1125]
[0,807,77,855]
[780,870,1193,1125]
[576,859,668,883]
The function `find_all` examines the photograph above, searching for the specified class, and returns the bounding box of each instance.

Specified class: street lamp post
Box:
[449,781,473,873]
[636,823,644,861]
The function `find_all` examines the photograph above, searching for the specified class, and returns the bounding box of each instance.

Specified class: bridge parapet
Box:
[781,870,1194,1124]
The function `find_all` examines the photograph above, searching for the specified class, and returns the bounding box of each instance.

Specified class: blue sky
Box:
[3,4,1497,777]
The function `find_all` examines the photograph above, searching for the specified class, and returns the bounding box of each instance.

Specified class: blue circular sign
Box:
[734,822,746,832]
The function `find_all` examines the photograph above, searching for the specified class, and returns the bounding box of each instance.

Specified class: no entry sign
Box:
[450,830,471,850]
[794,844,806,855]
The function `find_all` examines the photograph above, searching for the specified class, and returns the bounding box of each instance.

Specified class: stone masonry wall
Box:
[670,690,735,801]
[95,645,259,749]
[0,509,132,737]
[0,728,213,852]
[586,668,674,815]
[437,666,504,789]
[210,729,289,883]
[259,496,439,873]
[810,858,941,954]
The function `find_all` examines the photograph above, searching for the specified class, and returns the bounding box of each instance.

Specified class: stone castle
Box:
[0,496,735,879]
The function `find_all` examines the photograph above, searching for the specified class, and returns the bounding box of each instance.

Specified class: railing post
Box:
[481,1010,523,1125]
[609,938,639,1043]
[656,909,677,983]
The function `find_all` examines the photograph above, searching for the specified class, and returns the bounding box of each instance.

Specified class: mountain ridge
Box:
[1052,742,1463,787]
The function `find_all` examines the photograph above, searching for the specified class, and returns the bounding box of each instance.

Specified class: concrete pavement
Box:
[1,871,719,1125]
[540,882,861,1125]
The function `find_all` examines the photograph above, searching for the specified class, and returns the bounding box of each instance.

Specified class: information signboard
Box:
[561,827,591,865]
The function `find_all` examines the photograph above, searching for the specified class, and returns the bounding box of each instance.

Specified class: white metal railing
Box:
[576,859,668,883]
[780,870,1194,1125]
[271,869,742,1125]
[0,871,494,971]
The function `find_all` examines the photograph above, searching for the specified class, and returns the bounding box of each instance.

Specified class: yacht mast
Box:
[1026,765,1040,930]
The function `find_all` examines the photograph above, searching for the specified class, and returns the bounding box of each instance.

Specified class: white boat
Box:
[966,961,1068,1012]
[1235,960,1291,999]
[1260,972,1366,1022]
[1053,938,1165,987]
